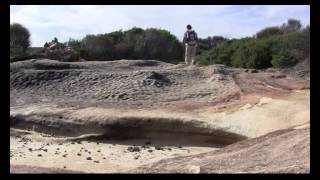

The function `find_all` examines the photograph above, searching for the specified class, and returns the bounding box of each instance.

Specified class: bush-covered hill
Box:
[11,19,309,69]
[197,19,310,69]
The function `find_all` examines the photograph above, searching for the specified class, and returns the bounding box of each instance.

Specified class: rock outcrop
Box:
[42,38,79,62]
[130,128,310,173]
[10,59,310,173]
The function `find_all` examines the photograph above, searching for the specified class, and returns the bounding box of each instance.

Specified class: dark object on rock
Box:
[245,69,258,73]
[145,141,152,145]
[28,148,32,151]
[266,68,277,73]
[37,154,42,157]
[62,154,67,157]
[94,161,100,163]
[155,146,164,150]
[212,65,229,75]
[178,146,182,148]
[97,150,101,152]
[134,156,140,160]
[148,150,153,153]
[63,166,66,169]
[77,153,81,156]
[103,157,106,159]
[271,74,286,79]
[43,149,48,152]
[77,141,82,144]
[167,148,172,151]
[127,146,141,152]
[116,93,129,100]
[142,71,171,87]
[86,157,92,160]
[71,142,75,144]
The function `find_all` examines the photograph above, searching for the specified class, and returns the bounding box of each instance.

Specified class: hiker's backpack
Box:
[186,30,197,45]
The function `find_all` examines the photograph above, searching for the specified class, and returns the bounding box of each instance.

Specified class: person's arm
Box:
[194,32,198,46]
[182,32,187,44]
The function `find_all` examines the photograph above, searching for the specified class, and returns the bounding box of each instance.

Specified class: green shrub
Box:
[281,19,302,33]
[197,36,227,52]
[271,51,298,68]
[231,39,272,68]
[68,27,183,63]
[256,26,284,39]
[197,19,309,69]
[10,23,31,60]
[62,19,309,68]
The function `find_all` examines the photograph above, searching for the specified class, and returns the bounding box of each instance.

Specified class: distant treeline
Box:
[67,28,226,63]
[197,19,310,68]
[10,23,31,61]
[10,19,309,69]
[67,28,183,63]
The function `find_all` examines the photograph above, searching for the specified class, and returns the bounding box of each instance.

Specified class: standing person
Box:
[183,24,198,65]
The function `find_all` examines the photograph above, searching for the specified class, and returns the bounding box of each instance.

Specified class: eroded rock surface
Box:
[10,59,310,173]
[131,128,310,173]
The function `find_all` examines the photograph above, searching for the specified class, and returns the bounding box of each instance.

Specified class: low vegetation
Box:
[67,28,183,63]
[197,19,310,68]
[10,19,309,69]
[10,23,32,62]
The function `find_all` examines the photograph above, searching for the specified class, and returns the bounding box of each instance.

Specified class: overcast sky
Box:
[10,5,310,47]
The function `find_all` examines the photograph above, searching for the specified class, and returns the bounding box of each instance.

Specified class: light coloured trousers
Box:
[185,44,197,65]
